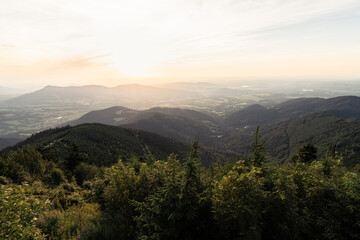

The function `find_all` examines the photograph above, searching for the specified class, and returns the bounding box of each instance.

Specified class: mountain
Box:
[68,106,223,146]
[4,84,195,108]
[6,95,360,167]
[225,96,360,128]
[8,124,189,166]
[224,111,360,167]
[224,104,279,128]
[67,106,139,126]
[66,96,360,165]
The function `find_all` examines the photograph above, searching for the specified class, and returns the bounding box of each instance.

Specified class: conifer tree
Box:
[248,125,267,167]
[292,142,317,163]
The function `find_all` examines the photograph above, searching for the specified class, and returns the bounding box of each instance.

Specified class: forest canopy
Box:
[1,128,360,240]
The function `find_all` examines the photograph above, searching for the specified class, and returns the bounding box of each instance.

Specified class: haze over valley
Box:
[1,81,360,168]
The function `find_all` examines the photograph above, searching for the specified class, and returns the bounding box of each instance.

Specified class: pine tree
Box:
[292,142,317,163]
[248,125,267,167]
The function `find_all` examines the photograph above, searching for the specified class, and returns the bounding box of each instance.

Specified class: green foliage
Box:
[134,142,214,240]
[46,167,67,187]
[212,160,265,240]
[0,146,46,183]
[74,162,102,186]
[248,125,267,167]
[1,133,360,240]
[0,184,47,239]
[292,142,318,163]
[225,111,360,167]
[37,204,100,240]
[99,160,140,239]
[9,124,188,167]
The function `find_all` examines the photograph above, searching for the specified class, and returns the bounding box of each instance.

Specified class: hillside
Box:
[67,106,139,126]
[62,96,360,167]
[224,104,279,127]
[224,96,360,128]
[68,106,223,146]
[224,111,360,167]
[8,123,189,166]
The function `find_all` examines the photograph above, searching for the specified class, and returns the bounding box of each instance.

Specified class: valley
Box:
[2,82,360,167]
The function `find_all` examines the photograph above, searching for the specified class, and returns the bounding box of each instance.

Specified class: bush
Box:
[0,184,47,239]
[37,204,101,240]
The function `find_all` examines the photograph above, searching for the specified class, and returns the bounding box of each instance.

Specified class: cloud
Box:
[1,44,16,48]
[0,54,122,86]
[49,54,111,70]
[1,0,360,83]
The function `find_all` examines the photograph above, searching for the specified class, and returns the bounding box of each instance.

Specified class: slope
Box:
[68,106,223,146]
[8,124,189,166]
[224,96,360,128]
[224,111,360,167]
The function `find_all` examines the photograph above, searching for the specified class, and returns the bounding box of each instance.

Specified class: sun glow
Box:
[1,0,360,86]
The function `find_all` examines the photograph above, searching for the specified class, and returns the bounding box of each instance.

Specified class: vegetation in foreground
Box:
[1,127,360,240]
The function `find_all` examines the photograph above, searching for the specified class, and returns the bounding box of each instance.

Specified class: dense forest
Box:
[1,126,360,240]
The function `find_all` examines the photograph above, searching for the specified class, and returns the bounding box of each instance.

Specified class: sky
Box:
[1,0,360,88]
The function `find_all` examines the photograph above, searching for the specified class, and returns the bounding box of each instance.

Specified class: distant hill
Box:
[8,124,189,166]
[68,106,223,146]
[67,106,139,126]
[224,104,279,127]
[7,95,360,167]
[65,96,360,166]
[4,84,195,108]
[224,111,360,167]
[224,96,360,128]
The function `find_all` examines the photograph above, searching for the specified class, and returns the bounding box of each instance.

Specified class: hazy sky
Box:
[1,0,360,88]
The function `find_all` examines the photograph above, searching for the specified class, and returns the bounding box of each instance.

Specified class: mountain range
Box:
[62,95,360,167]
[3,88,360,167]
[2,84,196,108]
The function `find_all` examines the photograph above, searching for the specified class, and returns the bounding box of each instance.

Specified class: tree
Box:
[292,142,317,163]
[135,141,208,240]
[248,125,267,167]
[212,160,265,240]
[65,144,87,172]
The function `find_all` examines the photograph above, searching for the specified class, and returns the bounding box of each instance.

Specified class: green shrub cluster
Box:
[1,130,359,239]
[84,142,360,240]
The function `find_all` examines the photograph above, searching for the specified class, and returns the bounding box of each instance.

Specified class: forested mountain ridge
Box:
[6,123,189,166]
[224,95,360,127]
[61,96,360,167]
[224,111,360,167]
[67,106,222,146]
[1,131,359,240]
[67,106,139,126]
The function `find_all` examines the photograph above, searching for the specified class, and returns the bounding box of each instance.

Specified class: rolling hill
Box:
[63,96,360,167]
[67,106,139,126]
[224,111,360,167]
[6,95,360,167]
[67,106,223,146]
[8,124,189,166]
[224,96,360,128]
